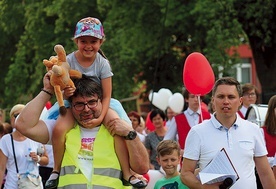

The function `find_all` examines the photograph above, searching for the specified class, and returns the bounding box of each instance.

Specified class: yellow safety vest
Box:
[58,124,130,189]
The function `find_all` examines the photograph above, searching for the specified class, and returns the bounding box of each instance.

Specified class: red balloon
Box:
[183,52,215,95]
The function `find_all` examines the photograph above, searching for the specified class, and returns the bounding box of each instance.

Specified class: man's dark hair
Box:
[212,77,242,97]
[69,74,103,102]
[242,83,258,95]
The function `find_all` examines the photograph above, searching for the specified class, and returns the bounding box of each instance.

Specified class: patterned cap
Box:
[74,17,105,39]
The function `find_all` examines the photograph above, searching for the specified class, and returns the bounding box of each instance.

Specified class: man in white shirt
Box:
[181,77,275,189]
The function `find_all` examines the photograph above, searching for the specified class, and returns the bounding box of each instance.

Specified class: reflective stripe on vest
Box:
[59,124,130,189]
[60,166,121,179]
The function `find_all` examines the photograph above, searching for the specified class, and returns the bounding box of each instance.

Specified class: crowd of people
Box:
[0,15,275,189]
[1,78,274,189]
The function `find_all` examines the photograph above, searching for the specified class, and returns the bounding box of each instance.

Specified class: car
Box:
[245,104,268,127]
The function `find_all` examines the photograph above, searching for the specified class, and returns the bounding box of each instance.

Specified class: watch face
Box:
[129,131,135,139]
[126,131,137,140]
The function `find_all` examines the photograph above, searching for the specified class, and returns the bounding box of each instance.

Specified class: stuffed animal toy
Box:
[43,44,82,115]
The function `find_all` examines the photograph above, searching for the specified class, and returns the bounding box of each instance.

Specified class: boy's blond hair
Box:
[157,140,180,157]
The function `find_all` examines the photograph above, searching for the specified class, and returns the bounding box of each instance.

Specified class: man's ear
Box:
[239,97,242,106]
[156,156,161,165]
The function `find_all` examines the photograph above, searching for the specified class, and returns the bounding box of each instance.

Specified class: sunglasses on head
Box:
[13,113,20,118]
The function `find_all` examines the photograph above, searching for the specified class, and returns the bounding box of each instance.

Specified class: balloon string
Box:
[150,0,169,108]
[150,92,154,105]
[197,95,203,121]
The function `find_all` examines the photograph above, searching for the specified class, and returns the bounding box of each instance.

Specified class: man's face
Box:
[212,84,242,118]
[166,107,176,120]
[71,95,102,128]
[185,94,199,112]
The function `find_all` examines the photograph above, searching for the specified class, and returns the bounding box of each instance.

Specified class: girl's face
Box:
[75,36,103,59]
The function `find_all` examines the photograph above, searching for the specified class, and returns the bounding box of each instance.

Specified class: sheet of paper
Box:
[198,148,239,185]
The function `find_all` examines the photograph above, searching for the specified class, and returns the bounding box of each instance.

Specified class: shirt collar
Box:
[211,113,240,130]
[187,108,200,115]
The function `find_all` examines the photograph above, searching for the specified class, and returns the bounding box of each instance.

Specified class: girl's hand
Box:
[80,117,103,129]
[64,86,75,99]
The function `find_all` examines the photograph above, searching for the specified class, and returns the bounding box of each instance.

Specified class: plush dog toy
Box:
[43,44,82,115]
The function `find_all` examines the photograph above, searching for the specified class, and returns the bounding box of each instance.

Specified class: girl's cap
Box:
[74,17,105,39]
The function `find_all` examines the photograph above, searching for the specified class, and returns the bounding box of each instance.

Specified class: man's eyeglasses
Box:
[243,93,256,98]
[13,113,20,118]
[73,99,99,111]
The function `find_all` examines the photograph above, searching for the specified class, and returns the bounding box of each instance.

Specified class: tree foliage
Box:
[234,0,276,102]
[0,0,275,112]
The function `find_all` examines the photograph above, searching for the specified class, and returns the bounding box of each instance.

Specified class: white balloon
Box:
[158,88,173,109]
[168,93,184,113]
[148,92,166,111]
[158,88,173,98]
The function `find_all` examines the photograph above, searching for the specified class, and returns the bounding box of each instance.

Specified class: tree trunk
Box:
[234,0,276,103]
[249,37,276,103]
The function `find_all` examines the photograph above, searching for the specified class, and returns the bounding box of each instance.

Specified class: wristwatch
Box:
[123,130,137,140]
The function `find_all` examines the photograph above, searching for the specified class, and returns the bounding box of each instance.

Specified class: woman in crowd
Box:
[144,109,167,170]
[128,111,147,143]
[259,95,276,188]
[0,104,49,189]
[261,95,276,165]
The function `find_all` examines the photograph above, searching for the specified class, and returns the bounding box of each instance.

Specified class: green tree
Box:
[1,0,275,112]
[234,0,276,102]
[2,0,101,108]
[0,0,25,107]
